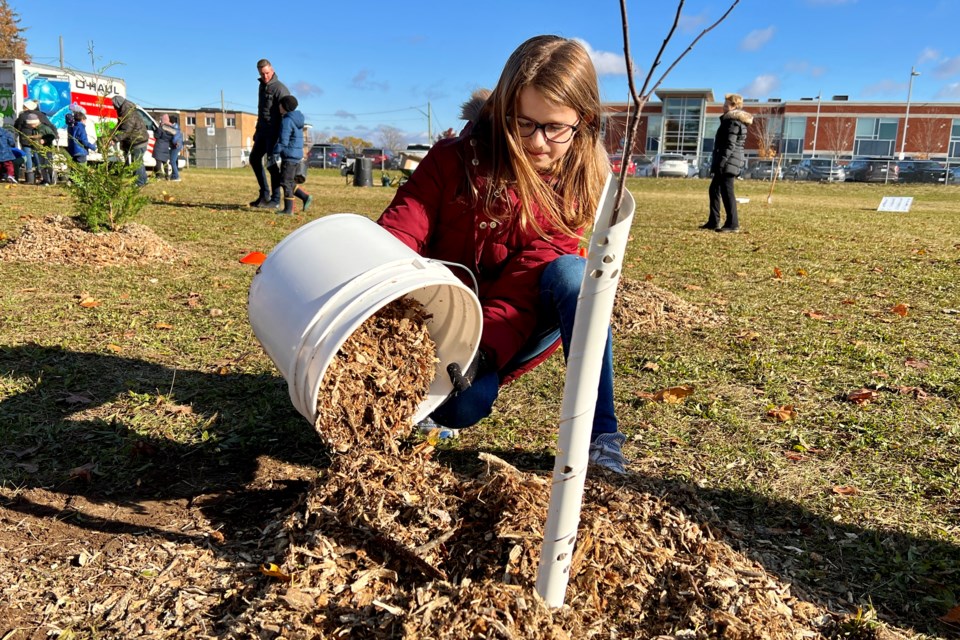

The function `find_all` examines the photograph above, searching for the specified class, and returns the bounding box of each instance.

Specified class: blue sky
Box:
[14,0,960,146]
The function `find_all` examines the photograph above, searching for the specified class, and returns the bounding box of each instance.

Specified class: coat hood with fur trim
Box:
[723,108,754,126]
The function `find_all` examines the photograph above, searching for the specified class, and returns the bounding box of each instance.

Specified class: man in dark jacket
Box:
[249,58,290,208]
[703,93,753,232]
[111,94,149,187]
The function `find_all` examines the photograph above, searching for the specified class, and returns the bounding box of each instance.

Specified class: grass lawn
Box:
[1,168,958,638]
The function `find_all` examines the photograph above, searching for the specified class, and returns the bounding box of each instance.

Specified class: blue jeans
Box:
[128,143,148,187]
[431,254,618,438]
[170,148,180,179]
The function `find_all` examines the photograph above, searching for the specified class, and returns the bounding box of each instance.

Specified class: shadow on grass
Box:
[1,344,956,637]
[148,199,255,212]
[0,343,328,541]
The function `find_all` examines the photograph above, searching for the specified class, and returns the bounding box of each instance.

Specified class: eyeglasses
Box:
[509,116,580,143]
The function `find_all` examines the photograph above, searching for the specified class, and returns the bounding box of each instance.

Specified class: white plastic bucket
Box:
[248,213,483,427]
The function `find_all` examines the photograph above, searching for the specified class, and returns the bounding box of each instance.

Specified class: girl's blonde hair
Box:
[725,93,744,110]
[473,35,608,238]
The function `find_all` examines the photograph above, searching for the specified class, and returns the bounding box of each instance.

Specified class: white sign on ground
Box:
[877,196,913,212]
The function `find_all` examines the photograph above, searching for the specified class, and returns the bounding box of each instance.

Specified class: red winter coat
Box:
[377,135,580,373]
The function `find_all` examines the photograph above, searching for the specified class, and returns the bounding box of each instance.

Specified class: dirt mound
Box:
[0,215,181,266]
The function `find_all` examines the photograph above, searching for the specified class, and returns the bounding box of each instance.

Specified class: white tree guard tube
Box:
[535,176,636,607]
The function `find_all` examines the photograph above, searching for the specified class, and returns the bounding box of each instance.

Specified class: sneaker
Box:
[171,178,182,182]
[417,417,459,440]
[716,226,741,233]
[303,195,313,212]
[588,432,628,474]
[4,176,17,183]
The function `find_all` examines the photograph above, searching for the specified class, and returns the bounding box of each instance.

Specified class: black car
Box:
[896,160,947,183]
[307,143,348,169]
[845,158,899,183]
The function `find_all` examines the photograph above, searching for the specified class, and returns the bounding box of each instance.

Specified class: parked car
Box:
[609,154,636,176]
[643,153,689,178]
[949,166,960,184]
[785,158,846,182]
[845,158,899,183]
[361,147,394,169]
[896,159,947,183]
[744,158,783,181]
[307,143,348,169]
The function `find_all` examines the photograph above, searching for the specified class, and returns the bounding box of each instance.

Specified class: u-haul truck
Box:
[0,59,173,167]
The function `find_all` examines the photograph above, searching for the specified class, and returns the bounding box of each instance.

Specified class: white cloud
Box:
[934,56,960,78]
[678,11,709,33]
[740,26,775,52]
[861,79,906,97]
[352,69,390,92]
[290,81,323,98]
[740,74,780,98]
[917,47,940,65]
[574,39,627,76]
[935,82,960,99]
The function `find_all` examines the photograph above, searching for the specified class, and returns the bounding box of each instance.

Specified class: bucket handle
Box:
[427,259,479,297]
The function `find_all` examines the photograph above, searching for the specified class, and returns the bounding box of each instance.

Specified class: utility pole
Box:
[427,102,432,143]
[59,36,64,68]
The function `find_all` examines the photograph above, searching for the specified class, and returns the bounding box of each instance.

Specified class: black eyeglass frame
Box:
[508,116,581,143]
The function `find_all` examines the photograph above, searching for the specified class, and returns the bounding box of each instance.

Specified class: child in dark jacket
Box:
[67,112,97,163]
[272,95,312,215]
[0,127,17,182]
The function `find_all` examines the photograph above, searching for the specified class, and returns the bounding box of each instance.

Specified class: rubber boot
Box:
[25,170,35,185]
[295,188,313,212]
[278,197,295,215]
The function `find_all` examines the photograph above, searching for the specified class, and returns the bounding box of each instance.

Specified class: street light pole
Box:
[811,91,821,157]
[899,67,921,161]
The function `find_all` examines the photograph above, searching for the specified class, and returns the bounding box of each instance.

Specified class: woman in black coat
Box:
[703,93,753,232]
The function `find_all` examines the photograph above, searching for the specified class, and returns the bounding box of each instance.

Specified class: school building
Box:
[602,89,960,164]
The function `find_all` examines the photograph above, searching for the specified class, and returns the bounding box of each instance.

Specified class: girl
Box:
[377,35,626,473]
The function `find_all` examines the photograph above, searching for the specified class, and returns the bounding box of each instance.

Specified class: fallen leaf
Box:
[78,297,100,308]
[165,404,194,415]
[209,308,224,317]
[890,303,909,317]
[63,392,93,405]
[896,386,929,401]
[654,385,694,403]
[870,370,890,379]
[784,452,806,462]
[209,530,225,544]
[683,284,702,291]
[941,604,960,623]
[904,357,929,370]
[260,563,292,582]
[641,361,659,372]
[831,485,860,496]
[154,322,174,330]
[644,273,654,281]
[841,299,856,305]
[767,405,797,422]
[106,344,123,353]
[846,388,879,405]
[796,268,807,277]
[773,267,783,279]
[803,310,827,320]
[69,462,97,482]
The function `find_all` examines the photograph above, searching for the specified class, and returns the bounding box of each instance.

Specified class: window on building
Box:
[700,118,719,156]
[782,116,806,155]
[854,117,897,156]
[186,116,196,126]
[226,116,236,128]
[661,97,703,155]
[645,115,662,154]
[205,116,215,127]
[950,119,960,158]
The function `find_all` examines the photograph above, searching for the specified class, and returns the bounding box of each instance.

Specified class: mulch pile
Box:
[0,215,181,266]
[612,277,723,334]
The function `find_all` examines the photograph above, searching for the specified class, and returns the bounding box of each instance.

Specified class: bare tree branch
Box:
[611,0,740,223]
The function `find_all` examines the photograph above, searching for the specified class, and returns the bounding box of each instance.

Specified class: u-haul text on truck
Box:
[0,59,172,167]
